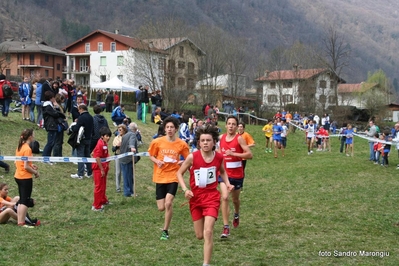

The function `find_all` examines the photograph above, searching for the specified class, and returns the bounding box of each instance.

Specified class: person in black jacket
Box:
[90,105,109,152]
[70,104,94,179]
[42,91,65,161]
[105,90,114,113]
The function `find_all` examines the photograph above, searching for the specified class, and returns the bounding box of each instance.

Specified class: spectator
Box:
[105,90,114,113]
[91,105,109,152]
[19,76,31,120]
[70,104,93,179]
[119,123,138,197]
[365,120,377,161]
[42,91,65,162]
[0,74,12,117]
[111,104,128,126]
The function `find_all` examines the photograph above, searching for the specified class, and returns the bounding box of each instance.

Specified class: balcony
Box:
[63,66,91,74]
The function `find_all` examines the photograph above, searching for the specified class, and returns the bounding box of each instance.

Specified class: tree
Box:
[362,69,393,119]
[191,24,229,104]
[319,25,351,107]
[133,17,192,108]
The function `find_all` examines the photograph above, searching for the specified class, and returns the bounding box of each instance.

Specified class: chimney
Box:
[149,41,154,49]
[264,70,270,78]
[293,64,298,71]
[115,29,119,34]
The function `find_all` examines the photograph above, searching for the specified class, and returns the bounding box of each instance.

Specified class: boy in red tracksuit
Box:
[91,127,112,211]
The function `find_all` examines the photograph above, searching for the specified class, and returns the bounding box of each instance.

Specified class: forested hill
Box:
[1,0,399,86]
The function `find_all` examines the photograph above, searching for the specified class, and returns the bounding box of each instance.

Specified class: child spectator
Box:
[382,131,392,167]
[91,127,112,211]
[374,133,384,165]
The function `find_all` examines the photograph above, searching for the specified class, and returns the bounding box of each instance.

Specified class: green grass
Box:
[1,110,399,265]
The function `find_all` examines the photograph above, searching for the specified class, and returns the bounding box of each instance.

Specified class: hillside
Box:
[1,0,399,86]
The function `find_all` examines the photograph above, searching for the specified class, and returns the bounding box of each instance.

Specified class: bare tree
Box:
[319,25,351,106]
[224,37,249,97]
[191,24,229,104]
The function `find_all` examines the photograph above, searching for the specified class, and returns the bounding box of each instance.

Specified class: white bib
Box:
[194,166,217,188]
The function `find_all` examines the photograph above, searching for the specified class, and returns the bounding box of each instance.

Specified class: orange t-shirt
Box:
[14,143,33,179]
[238,132,255,146]
[0,196,12,209]
[148,136,190,184]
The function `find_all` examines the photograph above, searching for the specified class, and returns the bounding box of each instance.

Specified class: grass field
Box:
[1,109,399,266]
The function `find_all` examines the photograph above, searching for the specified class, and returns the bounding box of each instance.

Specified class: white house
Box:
[255,67,344,112]
[62,29,167,89]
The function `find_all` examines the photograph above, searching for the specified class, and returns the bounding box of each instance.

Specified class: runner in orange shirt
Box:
[148,116,190,240]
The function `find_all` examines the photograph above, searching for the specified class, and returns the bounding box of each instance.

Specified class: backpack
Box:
[375,125,380,133]
[111,106,120,119]
[2,82,13,97]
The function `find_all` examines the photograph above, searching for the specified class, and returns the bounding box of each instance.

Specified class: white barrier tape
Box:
[288,121,398,145]
[0,151,150,163]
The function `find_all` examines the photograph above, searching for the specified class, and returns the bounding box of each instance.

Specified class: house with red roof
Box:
[0,39,65,80]
[62,29,167,89]
[255,66,345,112]
[337,82,379,109]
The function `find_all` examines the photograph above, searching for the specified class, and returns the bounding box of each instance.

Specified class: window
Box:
[85,43,90,53]
[178,61,185,69]
[30,54,35,65]
[187,62,194,74]
[268,94,277,103]
[319,80,327,88]
[319,94,327,103]
[117,56,124,66]
[45,70,49,77]
[187,78,194,89]
[98,42,103,53]
[158,58,165,70]
[100,56,106,66]
[168,59,175,72]
[283,81,292,88]
[328,95,336,104]
[178,77,185,86]
[57,64,60,71]
[80,58,88,72]
[6,54,10,62]
[111,42,116,52]
[117,75,123,81]
[100,75,106,82]
[179,46,184,58]
[44,55,49,62]
[282,94,293,102]
[169,77,175,87]
[5,69,10,77]
[270,82,276,89]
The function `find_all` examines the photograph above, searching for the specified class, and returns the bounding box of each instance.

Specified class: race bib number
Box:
[194,166,217,188]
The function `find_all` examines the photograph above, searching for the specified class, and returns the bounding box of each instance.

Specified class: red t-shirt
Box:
[219,134,244,179]
[189,150,223,194]
[91,138,109,171]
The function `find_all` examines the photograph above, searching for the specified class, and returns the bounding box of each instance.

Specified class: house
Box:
[0,39,66,80]
[143,37,205,91]
[62,29,167,89]
[255,67,345,112]
[195,73,248,106]
[337,82,379,109]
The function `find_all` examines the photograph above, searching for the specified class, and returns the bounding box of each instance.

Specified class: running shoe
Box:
[160,230,169,240]
[233,217,240,228]
[71,174,83,179]
[91,206,104,211]
[221,227,230,238]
